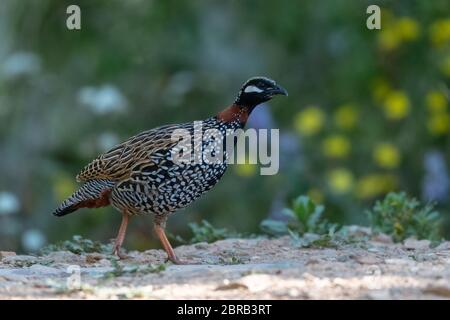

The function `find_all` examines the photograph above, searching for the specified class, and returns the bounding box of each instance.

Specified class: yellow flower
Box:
[294,106,325,136]
[378,28,401,51]
[372,78,391,102]
[307,188,324,204]
[427,113,450,136]
[383,90,410,120]
[322,135,351,159]
[395,17,420,41]
[234,163,258,177]
[327,168,354,194]
[373,143,401,169]
[426,90,448,113]
[429,19,450,47]
[355,174,397,199]
[377,15,419,51]
[334,104,358,130]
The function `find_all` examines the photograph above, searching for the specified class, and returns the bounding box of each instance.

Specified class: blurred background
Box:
[0,0,449,253]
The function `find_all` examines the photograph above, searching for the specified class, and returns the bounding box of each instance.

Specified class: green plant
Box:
[260,195,337,237]
[366,192,442,242]
[288,228,339,248]
[40,235,112,255]
[289,225,375,248]
[180,220,238,244]
[102,257,166,279]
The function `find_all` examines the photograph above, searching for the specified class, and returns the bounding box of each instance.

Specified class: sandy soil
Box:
[1,227,450,299]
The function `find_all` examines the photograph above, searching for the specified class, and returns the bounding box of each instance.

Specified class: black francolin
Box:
[53,76,288,264]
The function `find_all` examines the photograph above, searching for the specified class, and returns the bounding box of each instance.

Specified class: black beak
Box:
[270,84,288,96]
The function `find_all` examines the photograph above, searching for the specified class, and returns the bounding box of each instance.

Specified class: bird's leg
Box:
[112,211,130,259]
[153,218,184,265]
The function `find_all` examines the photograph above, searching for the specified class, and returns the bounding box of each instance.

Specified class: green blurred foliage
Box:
[367,192,442,242]
[0,0,449,252]
[173,220,239,244]
[261,195,337,236]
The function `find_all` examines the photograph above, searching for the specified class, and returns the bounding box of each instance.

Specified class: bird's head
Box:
[235,76,288,108]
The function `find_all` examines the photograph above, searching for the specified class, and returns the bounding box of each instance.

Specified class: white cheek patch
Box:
[244,85,264,93]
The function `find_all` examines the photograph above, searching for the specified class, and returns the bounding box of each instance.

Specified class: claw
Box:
[112,246,128,260]
[166,255,188,265]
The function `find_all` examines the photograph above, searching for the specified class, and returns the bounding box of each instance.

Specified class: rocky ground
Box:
[1,227,450,299]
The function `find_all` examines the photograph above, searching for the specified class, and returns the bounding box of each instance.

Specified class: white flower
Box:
[22,229,46,252]
[0,191,20,215]
[1,52,41,79]
[78,84,128,114]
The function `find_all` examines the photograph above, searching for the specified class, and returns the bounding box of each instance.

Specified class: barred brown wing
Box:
[76,123,190,182]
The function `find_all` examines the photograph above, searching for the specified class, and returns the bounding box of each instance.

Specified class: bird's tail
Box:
[53,179,116,217]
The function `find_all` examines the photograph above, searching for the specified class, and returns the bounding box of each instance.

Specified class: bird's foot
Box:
[166,256,190,265]
[112,247,129,260]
